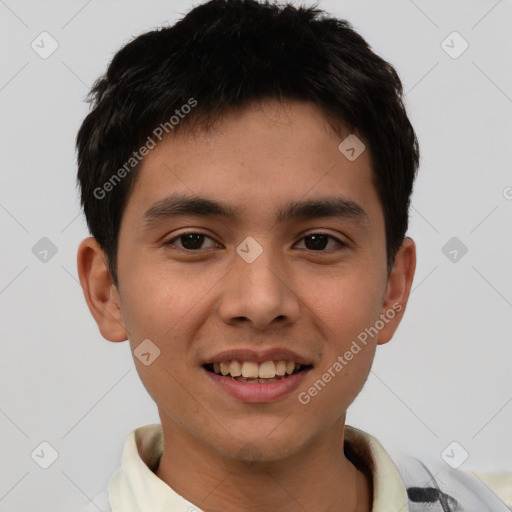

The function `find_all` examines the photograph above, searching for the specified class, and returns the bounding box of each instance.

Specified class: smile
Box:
[204,359,312,383]
[203,361,313,403]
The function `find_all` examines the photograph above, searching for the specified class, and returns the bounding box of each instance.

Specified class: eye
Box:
[165,232,221,251]
[165,231,347,252]
[295,233,347,251]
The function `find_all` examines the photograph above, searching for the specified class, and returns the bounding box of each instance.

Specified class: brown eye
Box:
[296,233,347,251]
[166,233,219,251]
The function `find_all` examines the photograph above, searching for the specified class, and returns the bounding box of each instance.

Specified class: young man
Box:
[75,0,511,510]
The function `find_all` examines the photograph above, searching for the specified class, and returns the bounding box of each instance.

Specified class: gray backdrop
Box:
[1,0,511,510]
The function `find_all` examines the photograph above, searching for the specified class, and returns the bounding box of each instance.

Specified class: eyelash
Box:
[164,231,348,252]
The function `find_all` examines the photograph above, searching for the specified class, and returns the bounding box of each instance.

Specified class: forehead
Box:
[121,100,381,227]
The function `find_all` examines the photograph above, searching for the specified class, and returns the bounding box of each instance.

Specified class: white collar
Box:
[108,423,409,511]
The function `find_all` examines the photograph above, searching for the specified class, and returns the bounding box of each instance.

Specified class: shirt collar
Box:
[345,425,409,511]
[108,423,409,511]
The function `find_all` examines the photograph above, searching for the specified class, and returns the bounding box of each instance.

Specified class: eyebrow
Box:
[142,194,369,228]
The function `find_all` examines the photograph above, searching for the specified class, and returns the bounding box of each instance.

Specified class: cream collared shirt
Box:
[81,424,511,511]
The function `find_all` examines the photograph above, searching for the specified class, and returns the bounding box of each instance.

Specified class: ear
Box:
[377,237,416,345]
[76,237,127,342]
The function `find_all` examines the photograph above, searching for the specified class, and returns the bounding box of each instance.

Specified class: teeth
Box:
[258,361,276,378]
[230,360,242,377]
[220,361,230,376]
[241,361,259,378]
[210,359,305,379]
[275,360,287,376]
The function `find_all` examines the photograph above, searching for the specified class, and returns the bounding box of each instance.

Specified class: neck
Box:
[154,416,372,512]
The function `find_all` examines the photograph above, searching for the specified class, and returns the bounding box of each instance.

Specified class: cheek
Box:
[118,258,215,343]
[117,260,217,393]
[308,271,386,342]
[303,272,384,407]
[296,343,376,435]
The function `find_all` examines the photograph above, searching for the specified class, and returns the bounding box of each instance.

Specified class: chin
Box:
[211,427,309,464]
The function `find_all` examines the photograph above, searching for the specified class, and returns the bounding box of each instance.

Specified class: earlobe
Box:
[76,237,128,342]
[377,237,416,345]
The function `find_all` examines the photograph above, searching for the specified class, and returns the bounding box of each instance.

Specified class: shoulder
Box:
[392,453,512,511]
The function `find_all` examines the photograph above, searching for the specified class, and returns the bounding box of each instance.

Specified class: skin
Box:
[77,99,416,512]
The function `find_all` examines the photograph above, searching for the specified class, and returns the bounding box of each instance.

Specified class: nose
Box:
[217,245,302,331]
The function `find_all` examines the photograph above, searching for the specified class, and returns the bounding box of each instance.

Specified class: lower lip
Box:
[203,367,312,403]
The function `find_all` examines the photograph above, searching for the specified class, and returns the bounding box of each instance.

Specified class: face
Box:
[79,99,415,462]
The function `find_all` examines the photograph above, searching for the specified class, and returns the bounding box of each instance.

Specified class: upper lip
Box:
[202,348,314,366]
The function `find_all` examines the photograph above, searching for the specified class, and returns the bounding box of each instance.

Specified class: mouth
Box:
[203,360,313,383]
